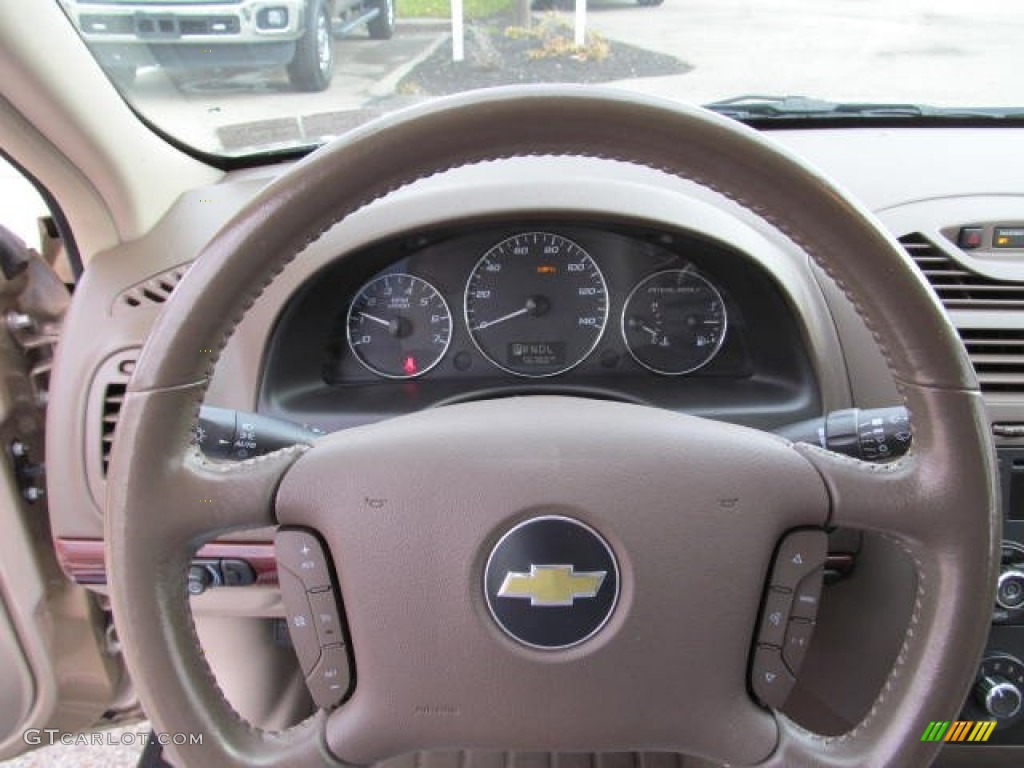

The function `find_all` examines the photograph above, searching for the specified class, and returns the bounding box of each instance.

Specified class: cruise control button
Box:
[772,530,827,590]
[309,588,347,647]
[758,588,793,648]
[277,566,321,675]
[783,619,815,675]
[751,644,796,709]
[791,568,824,620]
[276,529,332,591]
[306,643,351,709]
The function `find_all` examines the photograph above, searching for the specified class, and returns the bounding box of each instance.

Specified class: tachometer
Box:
[465,233,608,377]
[621,269,727,375]
[346,273,452,379]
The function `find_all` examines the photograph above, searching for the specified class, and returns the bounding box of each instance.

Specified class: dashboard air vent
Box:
[114,263,190,313]
[901,234,1024,311]
[100,381,126,475]
[959,329,1024,393]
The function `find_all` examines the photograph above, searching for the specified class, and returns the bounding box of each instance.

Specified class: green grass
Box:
[398,0,513,20]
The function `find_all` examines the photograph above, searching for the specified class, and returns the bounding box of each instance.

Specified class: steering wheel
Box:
[105,87,999,767]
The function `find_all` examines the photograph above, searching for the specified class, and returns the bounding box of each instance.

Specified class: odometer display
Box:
[346,273,452,379]
[465,233,608,377]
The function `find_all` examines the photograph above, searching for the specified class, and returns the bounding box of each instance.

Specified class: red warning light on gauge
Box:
[346,274,452,380]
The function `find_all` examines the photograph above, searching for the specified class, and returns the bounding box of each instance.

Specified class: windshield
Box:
[57,0,1024,157]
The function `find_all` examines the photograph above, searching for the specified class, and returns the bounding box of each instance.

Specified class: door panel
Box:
[0,219,122,759]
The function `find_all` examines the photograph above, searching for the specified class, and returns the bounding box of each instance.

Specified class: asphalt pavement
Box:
[587,0,1024,107]
[121,23,446,152]
[114,0,1024,155]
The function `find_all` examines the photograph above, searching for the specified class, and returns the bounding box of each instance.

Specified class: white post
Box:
[452,0,465,62]
[574,0,586,48]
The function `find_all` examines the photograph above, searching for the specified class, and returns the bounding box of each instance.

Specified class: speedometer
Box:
[464,233,608,377]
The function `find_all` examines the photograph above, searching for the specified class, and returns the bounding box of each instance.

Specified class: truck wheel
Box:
[287,0,334,92]
[367,0,395,40]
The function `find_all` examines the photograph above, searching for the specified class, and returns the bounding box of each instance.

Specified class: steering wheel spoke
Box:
[796,384,995,546]
[794,444,923,535]
[107,383,305,546]
[757,384,999,767]
[180,446,307,535]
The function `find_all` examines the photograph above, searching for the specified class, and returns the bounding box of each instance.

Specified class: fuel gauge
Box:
[621,269,727,375]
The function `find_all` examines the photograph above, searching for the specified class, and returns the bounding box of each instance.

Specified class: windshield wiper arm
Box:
[705,95,1024,121]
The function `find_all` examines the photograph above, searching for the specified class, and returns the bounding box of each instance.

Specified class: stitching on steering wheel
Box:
[826,533,926,745]
[786,443,920,746]
[158,115,950,759]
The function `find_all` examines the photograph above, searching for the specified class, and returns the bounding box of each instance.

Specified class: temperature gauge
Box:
[346,273,452,379]
[621,269,727,375]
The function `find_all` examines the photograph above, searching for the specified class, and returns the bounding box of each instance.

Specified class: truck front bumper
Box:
[69,0,307,46]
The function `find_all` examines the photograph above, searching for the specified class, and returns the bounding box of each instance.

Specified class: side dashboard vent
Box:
[114,263,191,313]
[86,352,140,507]
[91,354,137,482]
[100,382,126,475]
[901,234,1024,311]
[959,329,1024,394]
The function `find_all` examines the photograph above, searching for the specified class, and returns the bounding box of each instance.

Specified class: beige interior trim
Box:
[0,2,220,255]
[0,276,116,757]
[0,95,119,259]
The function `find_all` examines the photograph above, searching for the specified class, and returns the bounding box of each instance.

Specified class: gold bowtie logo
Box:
[497,565,606,607]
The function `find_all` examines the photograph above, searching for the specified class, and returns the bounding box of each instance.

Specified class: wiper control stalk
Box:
[777,406,911,462]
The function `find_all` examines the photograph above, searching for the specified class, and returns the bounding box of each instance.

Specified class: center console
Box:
[957,448,1024,740]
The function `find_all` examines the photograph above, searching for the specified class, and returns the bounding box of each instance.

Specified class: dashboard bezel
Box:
[257,215,822,434]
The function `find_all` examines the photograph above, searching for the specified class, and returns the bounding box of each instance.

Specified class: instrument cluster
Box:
[343,230,728,382]
[260,220,817,433]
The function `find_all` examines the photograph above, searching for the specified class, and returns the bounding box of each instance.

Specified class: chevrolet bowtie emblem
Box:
[497,564,606,607]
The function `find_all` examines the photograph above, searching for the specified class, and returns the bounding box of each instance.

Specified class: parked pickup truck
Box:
[57,0,396,92]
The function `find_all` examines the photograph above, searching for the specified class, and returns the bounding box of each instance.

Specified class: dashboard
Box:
[260,220,818,433]
[38,128,1024,766]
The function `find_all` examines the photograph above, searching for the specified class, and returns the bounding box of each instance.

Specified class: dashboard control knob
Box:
[976,675,1023,720]
[187,564,220,596]
[996,569,1024,611]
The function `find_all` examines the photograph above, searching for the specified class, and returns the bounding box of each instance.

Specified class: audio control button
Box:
[751,644,796,709]
[782,618,814,675]
[309,588,347,647]
[757,588,793,648]
[277,566,321,675]
[791,569,824,620]
[966,654,1024,729]
[306,643,351,709]
[976,675,1023,720]
[772,531,827,591]
[276,529,332,592]
[997,569,1024,611]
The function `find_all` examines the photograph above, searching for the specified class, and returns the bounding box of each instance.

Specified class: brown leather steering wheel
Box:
[106,86,1000,767]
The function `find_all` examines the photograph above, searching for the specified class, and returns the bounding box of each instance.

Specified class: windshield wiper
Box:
[704,95,1024,121]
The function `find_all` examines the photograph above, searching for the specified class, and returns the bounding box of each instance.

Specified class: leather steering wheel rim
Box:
[106,86,1000,767]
